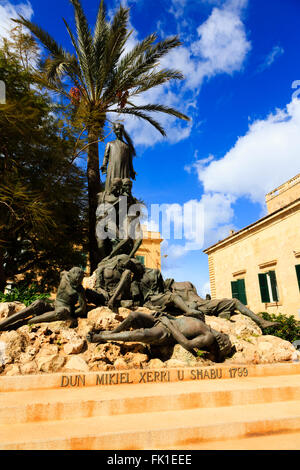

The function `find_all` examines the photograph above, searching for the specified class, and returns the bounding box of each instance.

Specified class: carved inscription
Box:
[229,367,248,378]
[190,368,223,380]
[138,371,170,383]
[59,367,249,388]
[96,372,133,385]
[61,375,86,387]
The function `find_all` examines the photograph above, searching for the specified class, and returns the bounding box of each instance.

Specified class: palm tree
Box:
[15,0,190,272]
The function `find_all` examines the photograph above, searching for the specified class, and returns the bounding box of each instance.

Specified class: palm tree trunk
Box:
[87,126,103,273]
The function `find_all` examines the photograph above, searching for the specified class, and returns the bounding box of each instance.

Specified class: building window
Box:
[296,265,300,291]
[231,279,247,305]
[258,271,279,303]
[136,255,145,265]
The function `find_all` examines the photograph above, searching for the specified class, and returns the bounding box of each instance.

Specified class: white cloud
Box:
[169,0,248,13]
[224,0,248,13]
[164,96,300,270]
[117,0,251,147]
[201,192,235,231]
[185,154,214,174]
[152,191,235,274]
[161,2,251,91]
[193,98,300,205]
[168,0,188,19]
[167,95,299,278]
[0,1,33,42]
[199,280,211,298]
[257,45,284,73]
[192,5,251,77]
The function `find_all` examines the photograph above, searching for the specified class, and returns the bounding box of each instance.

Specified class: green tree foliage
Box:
[0,284,50,307]
[15,0,190,271]
[0,29,88,292]
[259,312,300,344]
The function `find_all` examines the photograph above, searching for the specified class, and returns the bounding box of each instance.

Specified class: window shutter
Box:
[268,271,279,302]
[296,265,300,291]
[231,281,239,300]
[237,279,247,305]
[136,255,145,265]
[258,273,270,303]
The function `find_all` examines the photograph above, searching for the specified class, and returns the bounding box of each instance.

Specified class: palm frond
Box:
[118,33,158,71]
[94,5,131,100]
[107,5,130,65]
[13,16,68,60]
[94,0,109,61]
[62,18,90,97]
[123,104,190,121]
[102,6,131,82]
[102,32,157,98]
[130,69,184,94]
[14,4,188,139]
[93,1,110,99]
[130,35,182,78]
[43,57,69,83]
[102,35,182,105]
[110,107,167,136]
[31,71,71,100]
[69,0,96,99]
[94,0,106,44]
[13,15,82,91]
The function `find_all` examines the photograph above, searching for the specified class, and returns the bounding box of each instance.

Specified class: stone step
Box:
[0,374,300,425]
[1,362,300,392]
[1,400,300,450]
[164,431,300,450]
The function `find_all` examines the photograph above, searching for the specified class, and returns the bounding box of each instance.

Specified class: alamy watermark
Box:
[292,340,300,363]
[96,197,205,249]
[293,340,300,351]
[0,80,6,104]
[292,80,300,100]
[0,342,6,366]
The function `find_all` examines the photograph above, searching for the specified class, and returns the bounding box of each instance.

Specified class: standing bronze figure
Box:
[101,123,136,193]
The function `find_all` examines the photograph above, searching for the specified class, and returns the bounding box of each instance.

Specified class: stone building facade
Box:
[135,226,163,270]
[204,174,300,318]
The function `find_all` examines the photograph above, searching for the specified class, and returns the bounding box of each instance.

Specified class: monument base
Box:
[0,362,300,450]
[0,303,299,377]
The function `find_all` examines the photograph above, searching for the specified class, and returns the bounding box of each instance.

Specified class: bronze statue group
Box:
[0,124,279,363]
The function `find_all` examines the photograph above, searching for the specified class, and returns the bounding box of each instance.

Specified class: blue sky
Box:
[1,0,300,295]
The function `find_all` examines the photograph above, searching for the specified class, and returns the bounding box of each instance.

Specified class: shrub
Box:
[0,284,50,307]
[259,312,300,344]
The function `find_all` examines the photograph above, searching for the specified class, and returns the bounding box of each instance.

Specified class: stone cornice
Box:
[203,198,300,254]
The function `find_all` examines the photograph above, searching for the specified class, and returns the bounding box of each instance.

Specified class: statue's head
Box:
[112,122,136,157]
[113,123,124,140]
[68,267,85,287]
[211,330,233,362]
